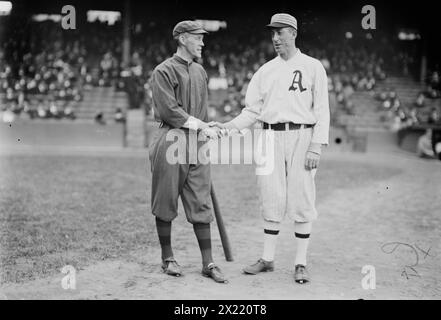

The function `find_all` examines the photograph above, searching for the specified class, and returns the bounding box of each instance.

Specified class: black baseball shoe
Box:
[243,258,275,275]
[161,257,182,277]
[294,264,310,284]
[202,263,228,283]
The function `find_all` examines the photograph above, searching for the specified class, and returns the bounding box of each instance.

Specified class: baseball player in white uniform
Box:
[212,13,330,283]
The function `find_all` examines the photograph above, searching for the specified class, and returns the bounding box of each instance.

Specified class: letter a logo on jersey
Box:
[289,70,307,92]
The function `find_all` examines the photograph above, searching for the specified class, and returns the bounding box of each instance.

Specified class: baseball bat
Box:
[210,182,234,261]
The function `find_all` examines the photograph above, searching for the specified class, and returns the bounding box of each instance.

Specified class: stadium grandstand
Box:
[1,0,440,155]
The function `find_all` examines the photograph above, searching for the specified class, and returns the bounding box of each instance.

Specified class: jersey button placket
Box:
[187,63,193,116]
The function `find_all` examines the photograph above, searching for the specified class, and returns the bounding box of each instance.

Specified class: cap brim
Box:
[188,29,209,34]
[173,29,208,39]
[266,22,295,29]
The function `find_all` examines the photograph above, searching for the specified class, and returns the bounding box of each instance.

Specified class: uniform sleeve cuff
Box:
[307,143,323,155]
[185,117,207,130]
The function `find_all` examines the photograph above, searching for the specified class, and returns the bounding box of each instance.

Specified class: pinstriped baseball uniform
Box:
[227,49,330,223]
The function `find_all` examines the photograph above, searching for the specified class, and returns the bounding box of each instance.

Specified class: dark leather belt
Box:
[262,122,314,131]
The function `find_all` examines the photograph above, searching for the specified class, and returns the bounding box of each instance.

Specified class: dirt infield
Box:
[1,148,440,300]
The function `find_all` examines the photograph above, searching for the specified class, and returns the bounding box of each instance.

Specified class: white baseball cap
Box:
[266,13,297,30]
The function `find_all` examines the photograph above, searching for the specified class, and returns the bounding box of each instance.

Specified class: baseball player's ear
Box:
[178,34,186,46]
[288,27,297,37]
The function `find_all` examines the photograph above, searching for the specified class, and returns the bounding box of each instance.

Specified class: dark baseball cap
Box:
[172,20,208,38]
[266,13,298,30]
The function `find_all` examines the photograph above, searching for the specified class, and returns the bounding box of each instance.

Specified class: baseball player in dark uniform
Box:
[212,13,330,284]
[149,21,227,283]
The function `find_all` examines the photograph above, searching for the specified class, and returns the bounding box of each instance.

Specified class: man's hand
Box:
[304,151,320,170]
[208,121,239,137]
[200,126,223,140]
[207,122,228,137]
[208,121,226,128]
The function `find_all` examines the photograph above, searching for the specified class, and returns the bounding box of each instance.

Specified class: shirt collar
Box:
[173,53,193,66]
[278,48,301,63]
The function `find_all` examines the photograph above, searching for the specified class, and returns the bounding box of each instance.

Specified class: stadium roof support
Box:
[122,0,131,69]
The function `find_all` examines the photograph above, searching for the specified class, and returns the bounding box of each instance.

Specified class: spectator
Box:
[114,107,125,123]
[49,101,61,119]
[414,92,425,108]
[417,129,435,159]
[390,113,403,132]
[426,86,441,99]
[406,107,420,126]
[63,104,76,120]
[1,107,15,123]
[428,108,440,124]
[95,111,106,125]
[382,99,392,110]
[429,71,440,90]
[391,96,401,112]
[397,108,407,123]
[37,103,47,118]
[432,127,441,161]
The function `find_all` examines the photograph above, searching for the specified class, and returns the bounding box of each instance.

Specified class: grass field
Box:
[0,151,399,283]
[1,149,440,299]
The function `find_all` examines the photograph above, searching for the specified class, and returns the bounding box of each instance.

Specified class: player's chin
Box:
[195,50,202,58]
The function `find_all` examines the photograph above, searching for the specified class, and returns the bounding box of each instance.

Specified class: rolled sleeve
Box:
[311,62,330,145]
[151,68,190,128]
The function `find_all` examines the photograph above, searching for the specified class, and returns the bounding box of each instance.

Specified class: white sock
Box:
[262,229,279,262]
[294,222,312,266]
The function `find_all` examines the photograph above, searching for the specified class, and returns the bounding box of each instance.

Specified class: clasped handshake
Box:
[199,122,238,141]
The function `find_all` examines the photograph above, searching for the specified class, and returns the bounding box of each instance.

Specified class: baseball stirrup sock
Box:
[193,223,213,267]
[294,232,310,266]
[294,220,312,266]
[262,229,279,262]
[155,217,173,260]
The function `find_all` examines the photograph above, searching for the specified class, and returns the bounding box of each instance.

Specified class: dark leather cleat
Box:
[243,258,274,275]
[201,263,228,283]
[294,264,310,284]
[161,257,182,277]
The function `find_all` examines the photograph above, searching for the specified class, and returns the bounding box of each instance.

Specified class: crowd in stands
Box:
[373,69,441,132]
[1,14,440,132]
[0,18,127,123]
[425,71,441,99]
[0,49,82,119]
